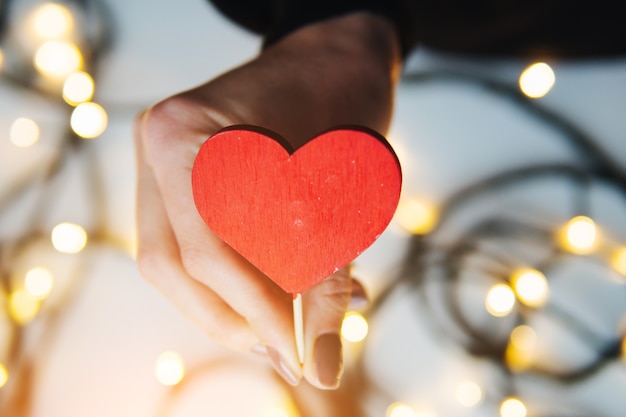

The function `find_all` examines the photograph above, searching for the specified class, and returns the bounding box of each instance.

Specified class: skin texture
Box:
[134,11,401,389]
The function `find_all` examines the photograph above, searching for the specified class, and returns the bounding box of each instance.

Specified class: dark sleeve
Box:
[208,0,420,56]
[208,0,626,59]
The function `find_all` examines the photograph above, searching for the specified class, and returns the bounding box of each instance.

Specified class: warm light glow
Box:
[519,62,555,98]
[622,336,626,359]
[386,403,417,417]
[0,48,4,72]
[500,398,527,417]
[10,118,40,147]
[51,222,88,253]
[70,102,108,138]
[559,216,597,254]
[611,247,626,276]
[395,198,438,235]
[0,363,8,388]
[264,407,290,417]
[485,284,516,317]
[34,41,82,78]
[341,312,369,343]
[510,325,537,351]
[510,269,548,308]
[155,351,185,386]
[63,71,94,105]
[24,267,54,299]
[455,380,483,407]
[31,3,74,40]
[9,288,40,325]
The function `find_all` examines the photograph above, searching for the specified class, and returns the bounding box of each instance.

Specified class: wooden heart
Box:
[191,126,402,294]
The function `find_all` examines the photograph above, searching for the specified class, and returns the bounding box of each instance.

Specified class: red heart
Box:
[191,126,402,294]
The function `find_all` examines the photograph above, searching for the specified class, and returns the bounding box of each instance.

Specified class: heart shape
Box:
[192,125,402,294]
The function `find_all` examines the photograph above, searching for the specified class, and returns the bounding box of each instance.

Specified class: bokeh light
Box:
[51,222,88,253]
[559,216,597,254]
[510,325,537,351]
[10,117,40,147]
[386,403,417,417]
[519,62,555,98]
[263,407,290,417]
[455,380,483,407]
[0,364,8,388]
[63,71,94,105]
[9,288,40,325]
[0,48,4,72]
[30,2,74,40]
[155,351,185,386]
[70,102,108,138]
[485,284,516,317]
[34,41,82,78]
[510,269,549,307]
[341,311,369,343]
[24,267,54,299]
[500,398,527,417]
[395,198,438,235]
[611,247,626,276]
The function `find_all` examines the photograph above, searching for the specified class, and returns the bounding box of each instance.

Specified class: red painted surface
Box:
[192,126,402,294]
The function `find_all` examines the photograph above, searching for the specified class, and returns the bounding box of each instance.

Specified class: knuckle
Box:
[179,245,211,282]
[136,246,169,287]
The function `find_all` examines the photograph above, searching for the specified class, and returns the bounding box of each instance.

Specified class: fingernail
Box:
[314,333,343,389]
[251,344,267,356]
[266,346,300,386]
[349,278,369,310]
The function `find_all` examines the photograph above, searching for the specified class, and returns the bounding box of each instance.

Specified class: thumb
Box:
[302,267,355,389]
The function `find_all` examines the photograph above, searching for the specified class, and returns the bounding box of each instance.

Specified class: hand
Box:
[134,11,400,389]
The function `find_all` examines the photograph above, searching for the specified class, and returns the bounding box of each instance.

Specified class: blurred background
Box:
[1,0,626,416]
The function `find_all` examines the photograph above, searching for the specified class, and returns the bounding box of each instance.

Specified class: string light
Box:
[155,351,185,386]
[386,403,417,417]
[34,41,83,79]
[30,3,75,40]
[0,364,8,388]
[8,289,40,325]
[24,267,54,299]
[500,398,527,417]
[611,247,626,276]
[510,325,537,351]
[341,311,369,342]
[63,71,95,105]
[519,62,555,98]
[9,118,40,147]
[506,325,536,371]
[510,269,549,308]
[485,284,516,317]
[51,222,88,253]
[395,198,438,234]
[558,216,597,254]
[70,102,108,138]
[455,380,483,407]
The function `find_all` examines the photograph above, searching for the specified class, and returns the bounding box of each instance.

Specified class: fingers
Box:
[135,120,259,352]
[302,267,352,390]
[137,104,303,384]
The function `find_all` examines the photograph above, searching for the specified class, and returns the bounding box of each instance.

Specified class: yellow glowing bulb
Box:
[386,403,417,417]
[519,62,555,98]
[500,398,527,417]
[10,117,40,147]
[31,3,74,40]
[9,288,40,325]
[34,41,82,78]
[611,247,626,276]
[0,48,4,72]
[455,380,483,407]
[63,71,94,105]
[485,284,516,317]
[341,312,369,343]
[155,351,185,386]
[511,269,548,308]
[510,325,537,351]
[70,102,108,138]
[51,222,88,253]
[559,216,597,254]
[24,267,54,299]
[622,337,626,359]
[0,363,8,388]
[395,198,438,235]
